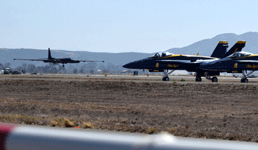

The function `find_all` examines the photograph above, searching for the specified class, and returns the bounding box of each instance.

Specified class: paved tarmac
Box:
[1,74,258,85]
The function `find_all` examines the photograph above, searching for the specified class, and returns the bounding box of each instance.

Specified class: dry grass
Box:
[51,120,58,127]
[63,118,75,127]
[0,113,256,142]
[82,122,94,129]
[168,127,178,134]
[1,78,258,142]
[147,127,158,134]
[0,114,40,125]
[120,118,128,123]
[51,118,64,126]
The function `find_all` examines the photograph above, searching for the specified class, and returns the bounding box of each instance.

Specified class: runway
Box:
[1,74,258,85]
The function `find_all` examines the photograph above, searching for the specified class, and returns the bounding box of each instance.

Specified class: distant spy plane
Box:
[14,48,104,67]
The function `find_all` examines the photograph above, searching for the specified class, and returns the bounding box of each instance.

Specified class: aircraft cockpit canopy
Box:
[153,52,173,57]
[154,53,161,57]
[231,52,253,58]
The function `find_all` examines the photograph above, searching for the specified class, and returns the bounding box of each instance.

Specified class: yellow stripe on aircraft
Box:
[236,41,246,44]
[247,54,258,57]
[219,41,228,44]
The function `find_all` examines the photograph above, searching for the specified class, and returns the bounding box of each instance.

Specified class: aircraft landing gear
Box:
[212,77,218,82]
[206,76,218,82]
[195,72,203,82]
[162,70,175,81]
[195,76,202,82]
[241,78,248,83]
[162,77,169,81]
[241,70,254,83]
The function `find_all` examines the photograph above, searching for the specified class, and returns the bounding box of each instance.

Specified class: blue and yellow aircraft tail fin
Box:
[211,41,228,58]
[48,48,53,59]
[224,41,246,57]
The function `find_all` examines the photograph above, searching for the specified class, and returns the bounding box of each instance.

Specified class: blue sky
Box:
[0,0,258,53]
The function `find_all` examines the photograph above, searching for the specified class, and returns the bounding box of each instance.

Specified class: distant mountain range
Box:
[1,32,258,68]
[166,32,258,56]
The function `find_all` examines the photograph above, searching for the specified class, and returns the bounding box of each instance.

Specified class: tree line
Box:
[0,62,125,74]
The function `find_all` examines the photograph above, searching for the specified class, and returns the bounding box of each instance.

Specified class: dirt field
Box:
[1,75,258,142]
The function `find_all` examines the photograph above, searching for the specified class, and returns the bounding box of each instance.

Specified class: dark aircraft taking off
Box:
[123,41,247,82]
[14,48,104,67]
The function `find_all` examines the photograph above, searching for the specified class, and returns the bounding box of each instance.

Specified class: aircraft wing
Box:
[13,58,47,61]
[156,60,199,64]
[77,60,104,62]
[235,60,258,63]
[200,59,258,70]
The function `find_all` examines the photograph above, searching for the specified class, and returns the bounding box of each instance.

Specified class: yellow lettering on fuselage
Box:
[234,63,238,68]
[246,64,258,69]
[167,64,179,68]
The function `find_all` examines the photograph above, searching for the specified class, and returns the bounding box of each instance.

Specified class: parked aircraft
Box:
[0,68,23,74]
[14,48,104,67]
[123,41,246,82]
[199,50,258,83]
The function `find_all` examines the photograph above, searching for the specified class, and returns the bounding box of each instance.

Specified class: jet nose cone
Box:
[123,61,139,68]
[123,60,145,69]
[123,63,131,68]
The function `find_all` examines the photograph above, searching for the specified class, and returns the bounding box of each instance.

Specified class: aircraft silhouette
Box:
[123,41,246,82]
[14,48,104,67]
